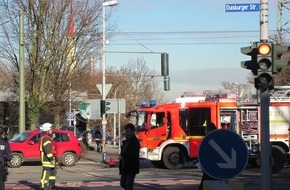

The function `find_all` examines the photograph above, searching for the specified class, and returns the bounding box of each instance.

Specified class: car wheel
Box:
[61,152,77,167]
[8,153,23,168]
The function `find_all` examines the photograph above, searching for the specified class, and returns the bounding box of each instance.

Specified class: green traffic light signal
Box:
[105,101,111,111]
[100,100,111,116]
[272,44,290,74]
[240,43,258,75]
[164,76,170,91]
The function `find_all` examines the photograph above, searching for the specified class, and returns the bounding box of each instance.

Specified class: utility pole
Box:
[19,11,25,133]
[276,0,290,44]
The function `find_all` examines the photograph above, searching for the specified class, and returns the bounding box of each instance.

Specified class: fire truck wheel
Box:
[271,146,286,174]
[151,161,165,168]
[162,147,184,170]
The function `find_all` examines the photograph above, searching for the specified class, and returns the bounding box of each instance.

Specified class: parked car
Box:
[8,129,82,168]
[81,129,119,149]
[60,126,81,139]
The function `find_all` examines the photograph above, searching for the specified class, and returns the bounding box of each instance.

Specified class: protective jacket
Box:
[40,134,56,168]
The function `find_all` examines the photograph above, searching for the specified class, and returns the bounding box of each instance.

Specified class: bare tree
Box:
[0,0,116,129]
[118,57,165,112]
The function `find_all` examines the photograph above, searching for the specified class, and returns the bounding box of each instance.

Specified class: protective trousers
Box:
[40,167,57,189]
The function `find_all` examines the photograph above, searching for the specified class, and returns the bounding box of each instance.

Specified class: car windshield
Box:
[9,131,32,143]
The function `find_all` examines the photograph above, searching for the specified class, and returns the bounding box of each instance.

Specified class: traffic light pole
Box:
[260,1,272,190]
[260,89,271,190]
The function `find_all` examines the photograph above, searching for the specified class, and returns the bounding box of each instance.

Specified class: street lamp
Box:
[102,0,118,163]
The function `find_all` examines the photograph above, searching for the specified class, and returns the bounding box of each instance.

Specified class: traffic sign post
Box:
[198,130,248,180]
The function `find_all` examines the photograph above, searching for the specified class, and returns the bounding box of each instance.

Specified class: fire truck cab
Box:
[130,97,238,169]
[128,87,290,173]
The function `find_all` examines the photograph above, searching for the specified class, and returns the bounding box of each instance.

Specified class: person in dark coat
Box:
[0,126,12,190]
[119,123,140,190]
[198,121,217,190]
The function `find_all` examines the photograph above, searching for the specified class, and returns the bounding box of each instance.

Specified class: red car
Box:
[8,129,82,168]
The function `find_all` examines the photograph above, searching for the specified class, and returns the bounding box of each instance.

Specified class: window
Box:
[53,133,69,142]
[31,134,41,143]
[180,107,211,136]
[189,108,210,136]
[10,132,31,143]
[136,111,147,131]
[150,112,165,129]
[180,109,189,134]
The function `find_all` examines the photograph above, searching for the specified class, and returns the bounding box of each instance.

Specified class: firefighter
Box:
[39,123,57,190]
[0,125,12,190]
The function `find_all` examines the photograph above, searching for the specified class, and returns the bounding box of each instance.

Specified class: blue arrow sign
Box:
[225,3,260,12]
[198,130,248,180]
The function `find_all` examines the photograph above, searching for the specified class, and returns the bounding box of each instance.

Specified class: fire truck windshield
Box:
[135,111,147,132]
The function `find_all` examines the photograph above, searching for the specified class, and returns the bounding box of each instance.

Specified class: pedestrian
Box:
[0,126,10,186]
[94,128,103,153]
[198,121,217,190]
[119,123,140,190]
[39,123,57,190]
[0,125,12,190]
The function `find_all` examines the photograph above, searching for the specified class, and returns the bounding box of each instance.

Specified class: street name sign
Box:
[225,3,260,12]
[198,130,248,180]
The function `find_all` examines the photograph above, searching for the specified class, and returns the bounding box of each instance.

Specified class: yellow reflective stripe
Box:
[49,176,56,180]
[147,136,167,141]
[43,141,51,146]
[40,170,48,187]
[174,136,203,140]
[46,153,53,158]
[42,163,55,167]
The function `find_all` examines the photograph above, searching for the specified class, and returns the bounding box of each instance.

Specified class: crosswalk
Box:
[5,179,201,189]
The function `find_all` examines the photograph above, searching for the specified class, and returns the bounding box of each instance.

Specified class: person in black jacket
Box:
[119,123,140,190]
[198,121,217,190]
[0,126,12,190]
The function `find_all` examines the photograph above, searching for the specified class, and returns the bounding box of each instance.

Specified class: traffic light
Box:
[161,53,169,76]
[240,43,258,75]
[255,42,274,90]
[272,44,290,74]
[164,76,170,91]
[100,100,111,116]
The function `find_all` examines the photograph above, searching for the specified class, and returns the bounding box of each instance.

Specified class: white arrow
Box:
[209,139,237,169]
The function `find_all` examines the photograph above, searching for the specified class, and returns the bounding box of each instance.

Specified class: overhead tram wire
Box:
[109,30,280,46]
[115,29,154,53]
[115,30,274,35]
[107,42,259,46]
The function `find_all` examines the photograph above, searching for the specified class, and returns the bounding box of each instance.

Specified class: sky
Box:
[103,0,284,101]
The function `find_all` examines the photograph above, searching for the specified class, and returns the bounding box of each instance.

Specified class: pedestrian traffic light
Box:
[100,100,111,116]
[105,101,111,111]
[240,43,258,75]
[164,76,170,91]
[272,44,290,74]
[255,42,274,90]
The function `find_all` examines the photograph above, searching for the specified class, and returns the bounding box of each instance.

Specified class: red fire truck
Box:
[127,87,290,173]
